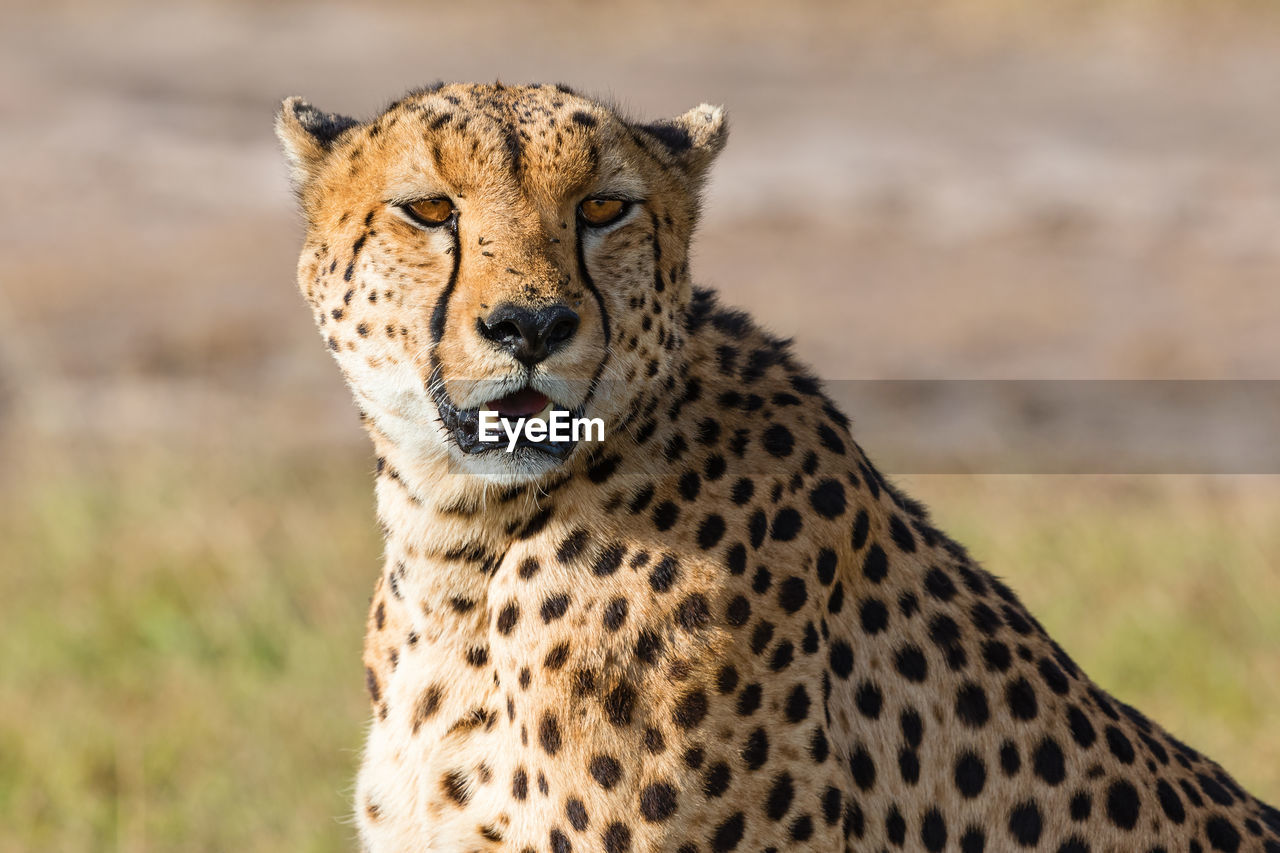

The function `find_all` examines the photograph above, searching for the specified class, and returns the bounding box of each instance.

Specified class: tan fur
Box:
[279,83,1279,853]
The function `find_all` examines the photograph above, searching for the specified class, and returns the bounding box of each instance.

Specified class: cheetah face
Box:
[278,84,725,484]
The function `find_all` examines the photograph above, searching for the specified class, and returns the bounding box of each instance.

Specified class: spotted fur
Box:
[277,83,1280,853]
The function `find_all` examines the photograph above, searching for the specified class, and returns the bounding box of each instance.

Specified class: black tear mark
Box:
[428,225,463,350]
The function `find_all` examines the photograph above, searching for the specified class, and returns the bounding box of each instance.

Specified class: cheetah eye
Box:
[400,198,455,228]
[578,198,630,228]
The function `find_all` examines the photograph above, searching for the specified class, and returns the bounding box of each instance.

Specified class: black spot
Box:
[676,594,711,632]
[743,727,770,769]
[768,641,794,671]
[1067,704,1096,748]
[723,544,747,577]
[750,621,775,654]
[898,748,920,785]
[593,544,626,577]
[960,827,986,853]
[858,597,889,635]
[809,479,846,518]
[982,640,1012,672]
[970,601,1002,634]
[817,423,845,454]
[765,772,794,821]
[1105,778,1141,830]
[710,812,745,852]
[749,510,768,548]
[571,110,597,127]
[789,814,814,842]
[717,665,740,694]
[539,713,562,755]
[784,684,810,723]
[604,682,635,726]
[1007,800,1042,847]
[1069,791,1092,821]
[889,515,916,552]
[566,798,589,831]
[762,425,794,457]
[829,640,854,679]
[513,767,529,799]
[1105,726,1135,764]
[541,593,570,622]
[955,682,990,728]
[862,544,888,583]
[1033,736,1066,785]
[679,471,701,501]
[634,630,664,665]
[639,782,678,822]
[849,745,876,790]
[921,808,947,852]
[886,807,906,845]
[672,689,708,729]
[703,761,733,798]
[895,645,928,682]
[602,822,632,853]
[809,727,830,763]
[1006,676,1039,720]
[778,576,807,612]
[770,508,803,541]
[730,478,755,505]
[1206,816,1241,852]
[900,709,924,748]
[737,683,762,716]
[816,549,838,585]
[1038,657,1071,695]
[649,555,680,592]
[725,595,751,626]
[1000,741,1021,776]
[854,681,882,719]
[588,755,622,790]
[1197,772,1236,807]
[924,567,958,601]
[698,514,726,549]
[954,751,986,798]
[496,602,520,634]
[1156,779,1186,824]
[557,529,590,564]
[652,500,680,531]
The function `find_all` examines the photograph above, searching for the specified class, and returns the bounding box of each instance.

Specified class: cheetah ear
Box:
[634,104,728,184]
[275,96,360,191]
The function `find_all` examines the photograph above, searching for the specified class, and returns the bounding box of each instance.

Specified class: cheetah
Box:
[276,83,1279,853]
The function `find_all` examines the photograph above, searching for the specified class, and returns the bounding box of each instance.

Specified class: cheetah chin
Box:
[430,377,589,461]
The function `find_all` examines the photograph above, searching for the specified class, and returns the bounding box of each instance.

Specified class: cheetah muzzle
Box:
[278,83,1280,853]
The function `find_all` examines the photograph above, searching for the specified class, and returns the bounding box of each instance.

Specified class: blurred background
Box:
[2,0,1279,849]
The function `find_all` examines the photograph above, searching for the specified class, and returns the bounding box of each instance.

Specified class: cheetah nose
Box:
[477,303,579,366]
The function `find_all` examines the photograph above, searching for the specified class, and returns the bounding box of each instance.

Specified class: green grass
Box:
[0,448,380,852]
[1,455,1277,850]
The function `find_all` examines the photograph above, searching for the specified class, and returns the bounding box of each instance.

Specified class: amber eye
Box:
[402,198,455,227]
[578,198,629,227]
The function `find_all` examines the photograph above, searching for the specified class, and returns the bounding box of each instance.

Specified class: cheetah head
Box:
[278,83,726,484]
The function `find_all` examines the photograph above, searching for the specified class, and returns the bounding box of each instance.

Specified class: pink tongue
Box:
[489,388,550,418]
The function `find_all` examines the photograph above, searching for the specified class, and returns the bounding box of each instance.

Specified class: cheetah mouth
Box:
[431,382,584,461]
